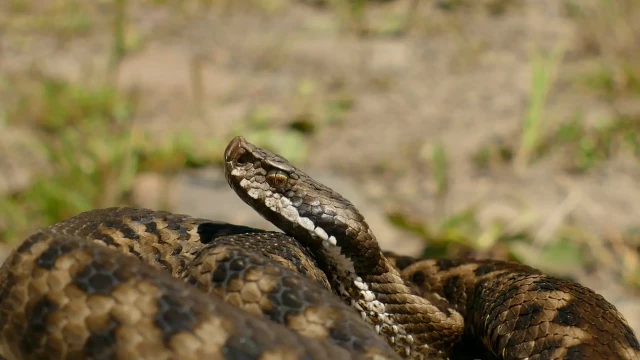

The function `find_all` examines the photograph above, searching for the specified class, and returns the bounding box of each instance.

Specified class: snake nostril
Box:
[235,152,254,165]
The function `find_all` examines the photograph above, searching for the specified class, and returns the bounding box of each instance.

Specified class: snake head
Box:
[224,136,384,277]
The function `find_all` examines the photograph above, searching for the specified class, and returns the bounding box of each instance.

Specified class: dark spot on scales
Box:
[392,255,417,270]
[157,258,174,273]
[93,232,118,247]
[411,270,426,285]
[329,323,352,344]
[84,317,120,359]
[197,222,264,243]
[144,221,161,239]
[563,343,589,359]
[625,324,640,349]
[531,278,563,292]
[16,232,48,255]
[36,241,74,269]
[512,303,544,332]
[22,297,58,355]
[554,302,582,327]
[223,334,264,360]
[212,265,228,284]
[280,288,303,310]
[166,223,190,240]
[74,262,119,295]
[442,276,461,303]
[474,263,500,276]
[103,219,122,228]
[0,273,16,324]
[435,258,457,271]
[154,294,199,343]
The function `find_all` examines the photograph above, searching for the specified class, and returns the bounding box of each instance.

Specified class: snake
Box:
[0,136,637,360]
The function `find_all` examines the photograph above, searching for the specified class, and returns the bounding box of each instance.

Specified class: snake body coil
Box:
[0,136,638,360]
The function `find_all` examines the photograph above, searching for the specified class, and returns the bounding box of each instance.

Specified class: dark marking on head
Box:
[84,317,120,359]
[22,297,58,355]
[36,242,75,270]
[154,294,199,344]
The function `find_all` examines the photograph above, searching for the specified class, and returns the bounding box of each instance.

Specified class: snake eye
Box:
[266,171,289,188]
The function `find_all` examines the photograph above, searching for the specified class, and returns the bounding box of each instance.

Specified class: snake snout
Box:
[225,136,260,176]
[224,136,246,165]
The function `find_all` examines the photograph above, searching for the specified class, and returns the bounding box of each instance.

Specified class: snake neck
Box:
[224,136,463,358]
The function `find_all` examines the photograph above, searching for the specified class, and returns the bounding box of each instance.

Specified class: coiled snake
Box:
[0,136,638,359]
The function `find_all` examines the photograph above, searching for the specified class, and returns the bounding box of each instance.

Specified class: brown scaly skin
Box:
[185,233,398,356]
[224,136,640,360]
[385,252,640,360]
[0,208,399,360]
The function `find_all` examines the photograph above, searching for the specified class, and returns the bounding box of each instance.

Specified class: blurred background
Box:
[1,0,639,333]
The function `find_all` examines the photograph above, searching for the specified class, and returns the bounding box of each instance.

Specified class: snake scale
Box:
[0,136,638,360]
